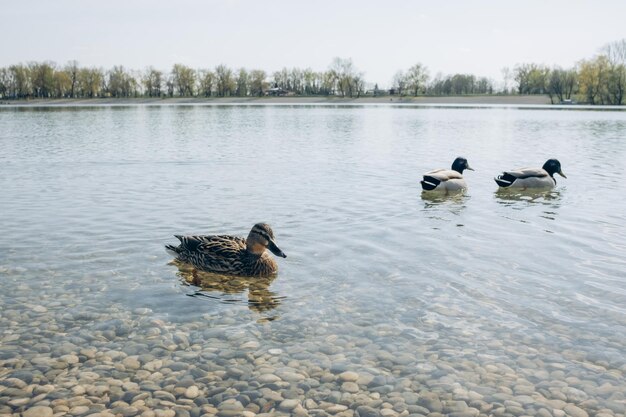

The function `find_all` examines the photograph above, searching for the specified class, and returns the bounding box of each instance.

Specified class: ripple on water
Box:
[1,105,626,415]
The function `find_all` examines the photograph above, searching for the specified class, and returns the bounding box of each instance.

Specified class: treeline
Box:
[509,42,626,105]
[393,39,625,104]
[1,39,624,104]
[0,58,365,100]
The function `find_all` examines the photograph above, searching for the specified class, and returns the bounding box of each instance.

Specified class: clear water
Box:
[1,105,625,413]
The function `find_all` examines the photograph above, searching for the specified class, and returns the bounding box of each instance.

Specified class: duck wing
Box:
[421,169,464,191]
[170,235,247,272]
[423,169,463,182]
[494,167,549,187]
[502,167,548,179]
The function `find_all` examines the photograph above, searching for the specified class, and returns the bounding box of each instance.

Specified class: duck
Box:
[166,223,286,277]
[420,157,474,193]
[494,159,566,189]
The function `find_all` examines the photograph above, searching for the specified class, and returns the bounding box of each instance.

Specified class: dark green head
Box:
[542,159,567,178]
[451,157,474,174]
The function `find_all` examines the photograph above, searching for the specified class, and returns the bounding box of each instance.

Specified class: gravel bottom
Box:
[1,267,625,417]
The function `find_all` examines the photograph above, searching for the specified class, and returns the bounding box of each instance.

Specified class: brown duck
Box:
[166,223,286,277]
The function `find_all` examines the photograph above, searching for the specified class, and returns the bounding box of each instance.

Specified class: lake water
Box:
[1,104,625,417]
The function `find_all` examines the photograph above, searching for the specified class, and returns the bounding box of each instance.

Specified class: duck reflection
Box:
[494,188,562,221]
[421,192,469,220]
[495,188,562,206]
[171,260,283,314]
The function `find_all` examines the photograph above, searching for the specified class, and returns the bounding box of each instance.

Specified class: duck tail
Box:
[165,235,182,257]
[165,243,181,257]
[421,175,440,191]
[494,173,516,188]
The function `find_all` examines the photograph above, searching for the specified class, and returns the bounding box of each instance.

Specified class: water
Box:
[1,104,625,415]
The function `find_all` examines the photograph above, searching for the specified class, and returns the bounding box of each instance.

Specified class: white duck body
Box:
[496,167,555,189]
[421,157,473,194]
[421,169,468,192]
[494,159,566,190]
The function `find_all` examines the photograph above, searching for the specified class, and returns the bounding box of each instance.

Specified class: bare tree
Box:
[547,67,578,103]
[302,68,318,95]
[405,63,429,96]
[143,67,163,97]
[65,60,79,98]
[107,65,137,97]
[501,67,511,94]
[215,64,234,97]
[53,69,72,98]
[171,64,196,96]
[249,69,267,96]
[328,58,363,97]
[578,56,609,104]
[603,39,626,104]
[77,67,103,98]
[29,61,56,98]
[391,70,406,95]
[198,69,215,97]
[236,68,249,97]
[514,63,549,95]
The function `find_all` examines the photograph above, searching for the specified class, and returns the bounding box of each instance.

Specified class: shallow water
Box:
[1,105,625,416]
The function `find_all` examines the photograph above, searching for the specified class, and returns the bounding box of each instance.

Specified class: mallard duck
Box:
[166,223,286,277]
[420,157,474,193]
[494,159,566,189]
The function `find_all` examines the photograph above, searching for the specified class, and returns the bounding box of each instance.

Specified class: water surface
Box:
[1,105,625,416]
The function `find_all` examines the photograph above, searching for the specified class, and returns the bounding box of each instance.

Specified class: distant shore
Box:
[0,95,553,106]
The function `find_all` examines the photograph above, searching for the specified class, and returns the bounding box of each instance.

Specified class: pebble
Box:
[123,357,141,370]
[338,372,359,382]
[342,382,360,393]
[356,406,381,417]
[241,341,260,349]
[23,406,54,417]
[258,374,281,384]
[8,398,30,406]
[1,269,623,417]
[563,404,589,417]
[184,385,199,399]
[69,405,91,415]
[278,399,300,411]
[418,393,442,413]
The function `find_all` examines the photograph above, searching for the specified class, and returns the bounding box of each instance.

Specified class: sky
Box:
[3,0,625,88]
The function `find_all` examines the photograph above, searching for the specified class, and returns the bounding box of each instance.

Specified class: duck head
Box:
[246,223,287,258]
[542,159,567,178]
[451,157,474,174]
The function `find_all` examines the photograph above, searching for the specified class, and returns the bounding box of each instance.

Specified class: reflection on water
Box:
[171,260,283,317]
[493,188,563,231]
[494,187,563,218]
[494,187,562,205]
[1,105,626,417]
[420,191,469,225]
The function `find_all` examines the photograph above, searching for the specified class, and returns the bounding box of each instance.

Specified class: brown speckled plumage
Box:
[166,223,286,277]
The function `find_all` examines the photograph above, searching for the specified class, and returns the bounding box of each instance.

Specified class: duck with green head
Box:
[420,157,474,193]
[494,159,566,189]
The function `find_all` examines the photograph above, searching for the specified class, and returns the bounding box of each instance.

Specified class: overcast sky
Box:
[3,0,625,87]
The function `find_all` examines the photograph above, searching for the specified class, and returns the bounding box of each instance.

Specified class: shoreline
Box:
[1,95,552,106]
[2,95,624,110]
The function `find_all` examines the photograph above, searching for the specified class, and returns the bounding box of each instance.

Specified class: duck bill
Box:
[466,166,475,171]
[558,170,567,178]
[268,240,287,258]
